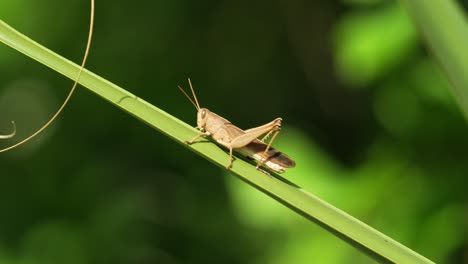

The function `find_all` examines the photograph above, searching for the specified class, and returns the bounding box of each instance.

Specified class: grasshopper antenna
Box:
[187,78,200,110]
[177,78,200,111]
[0,0,94,153]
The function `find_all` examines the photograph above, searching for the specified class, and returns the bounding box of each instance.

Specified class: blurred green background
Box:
[1,0,467,263]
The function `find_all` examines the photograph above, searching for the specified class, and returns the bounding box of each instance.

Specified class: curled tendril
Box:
[0,0,94,153]
[0,121,16,139]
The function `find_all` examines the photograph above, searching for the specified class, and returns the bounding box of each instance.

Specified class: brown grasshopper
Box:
[178,79,295,173]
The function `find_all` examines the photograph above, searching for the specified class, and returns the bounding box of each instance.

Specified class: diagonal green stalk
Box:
[401,0,468,122]
[0,20,433,263]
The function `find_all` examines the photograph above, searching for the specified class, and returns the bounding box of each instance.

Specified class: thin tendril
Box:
[0,0,95,152]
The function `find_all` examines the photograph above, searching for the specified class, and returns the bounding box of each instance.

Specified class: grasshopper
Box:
[178,79,295,173]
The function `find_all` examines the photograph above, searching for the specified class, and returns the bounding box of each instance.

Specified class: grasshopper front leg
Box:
[191,130,238,170]
[186,131,211,145]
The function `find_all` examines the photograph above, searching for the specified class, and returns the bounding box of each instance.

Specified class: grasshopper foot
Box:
[226,158,234,170]
[256,167,271,176]
[256,163,271,176]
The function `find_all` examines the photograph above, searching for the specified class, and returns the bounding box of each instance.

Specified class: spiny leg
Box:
[263,130,280,154]
[259,129,275,143]
[256,130,280,170]
[260,119,282,146]
[234,118,282,148]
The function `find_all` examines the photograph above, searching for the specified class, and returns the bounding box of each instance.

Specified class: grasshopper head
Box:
[196,108,210,131]
[178,79,209,131]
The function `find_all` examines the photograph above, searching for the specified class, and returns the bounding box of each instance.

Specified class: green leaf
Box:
[0,19,433,263]
[401,0,468,122]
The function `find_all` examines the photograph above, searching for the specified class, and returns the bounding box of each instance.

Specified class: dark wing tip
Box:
[270,151,296,168]
[247,141,296,168]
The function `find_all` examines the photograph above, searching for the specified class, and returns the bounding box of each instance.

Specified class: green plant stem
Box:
[0,19,433,263]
